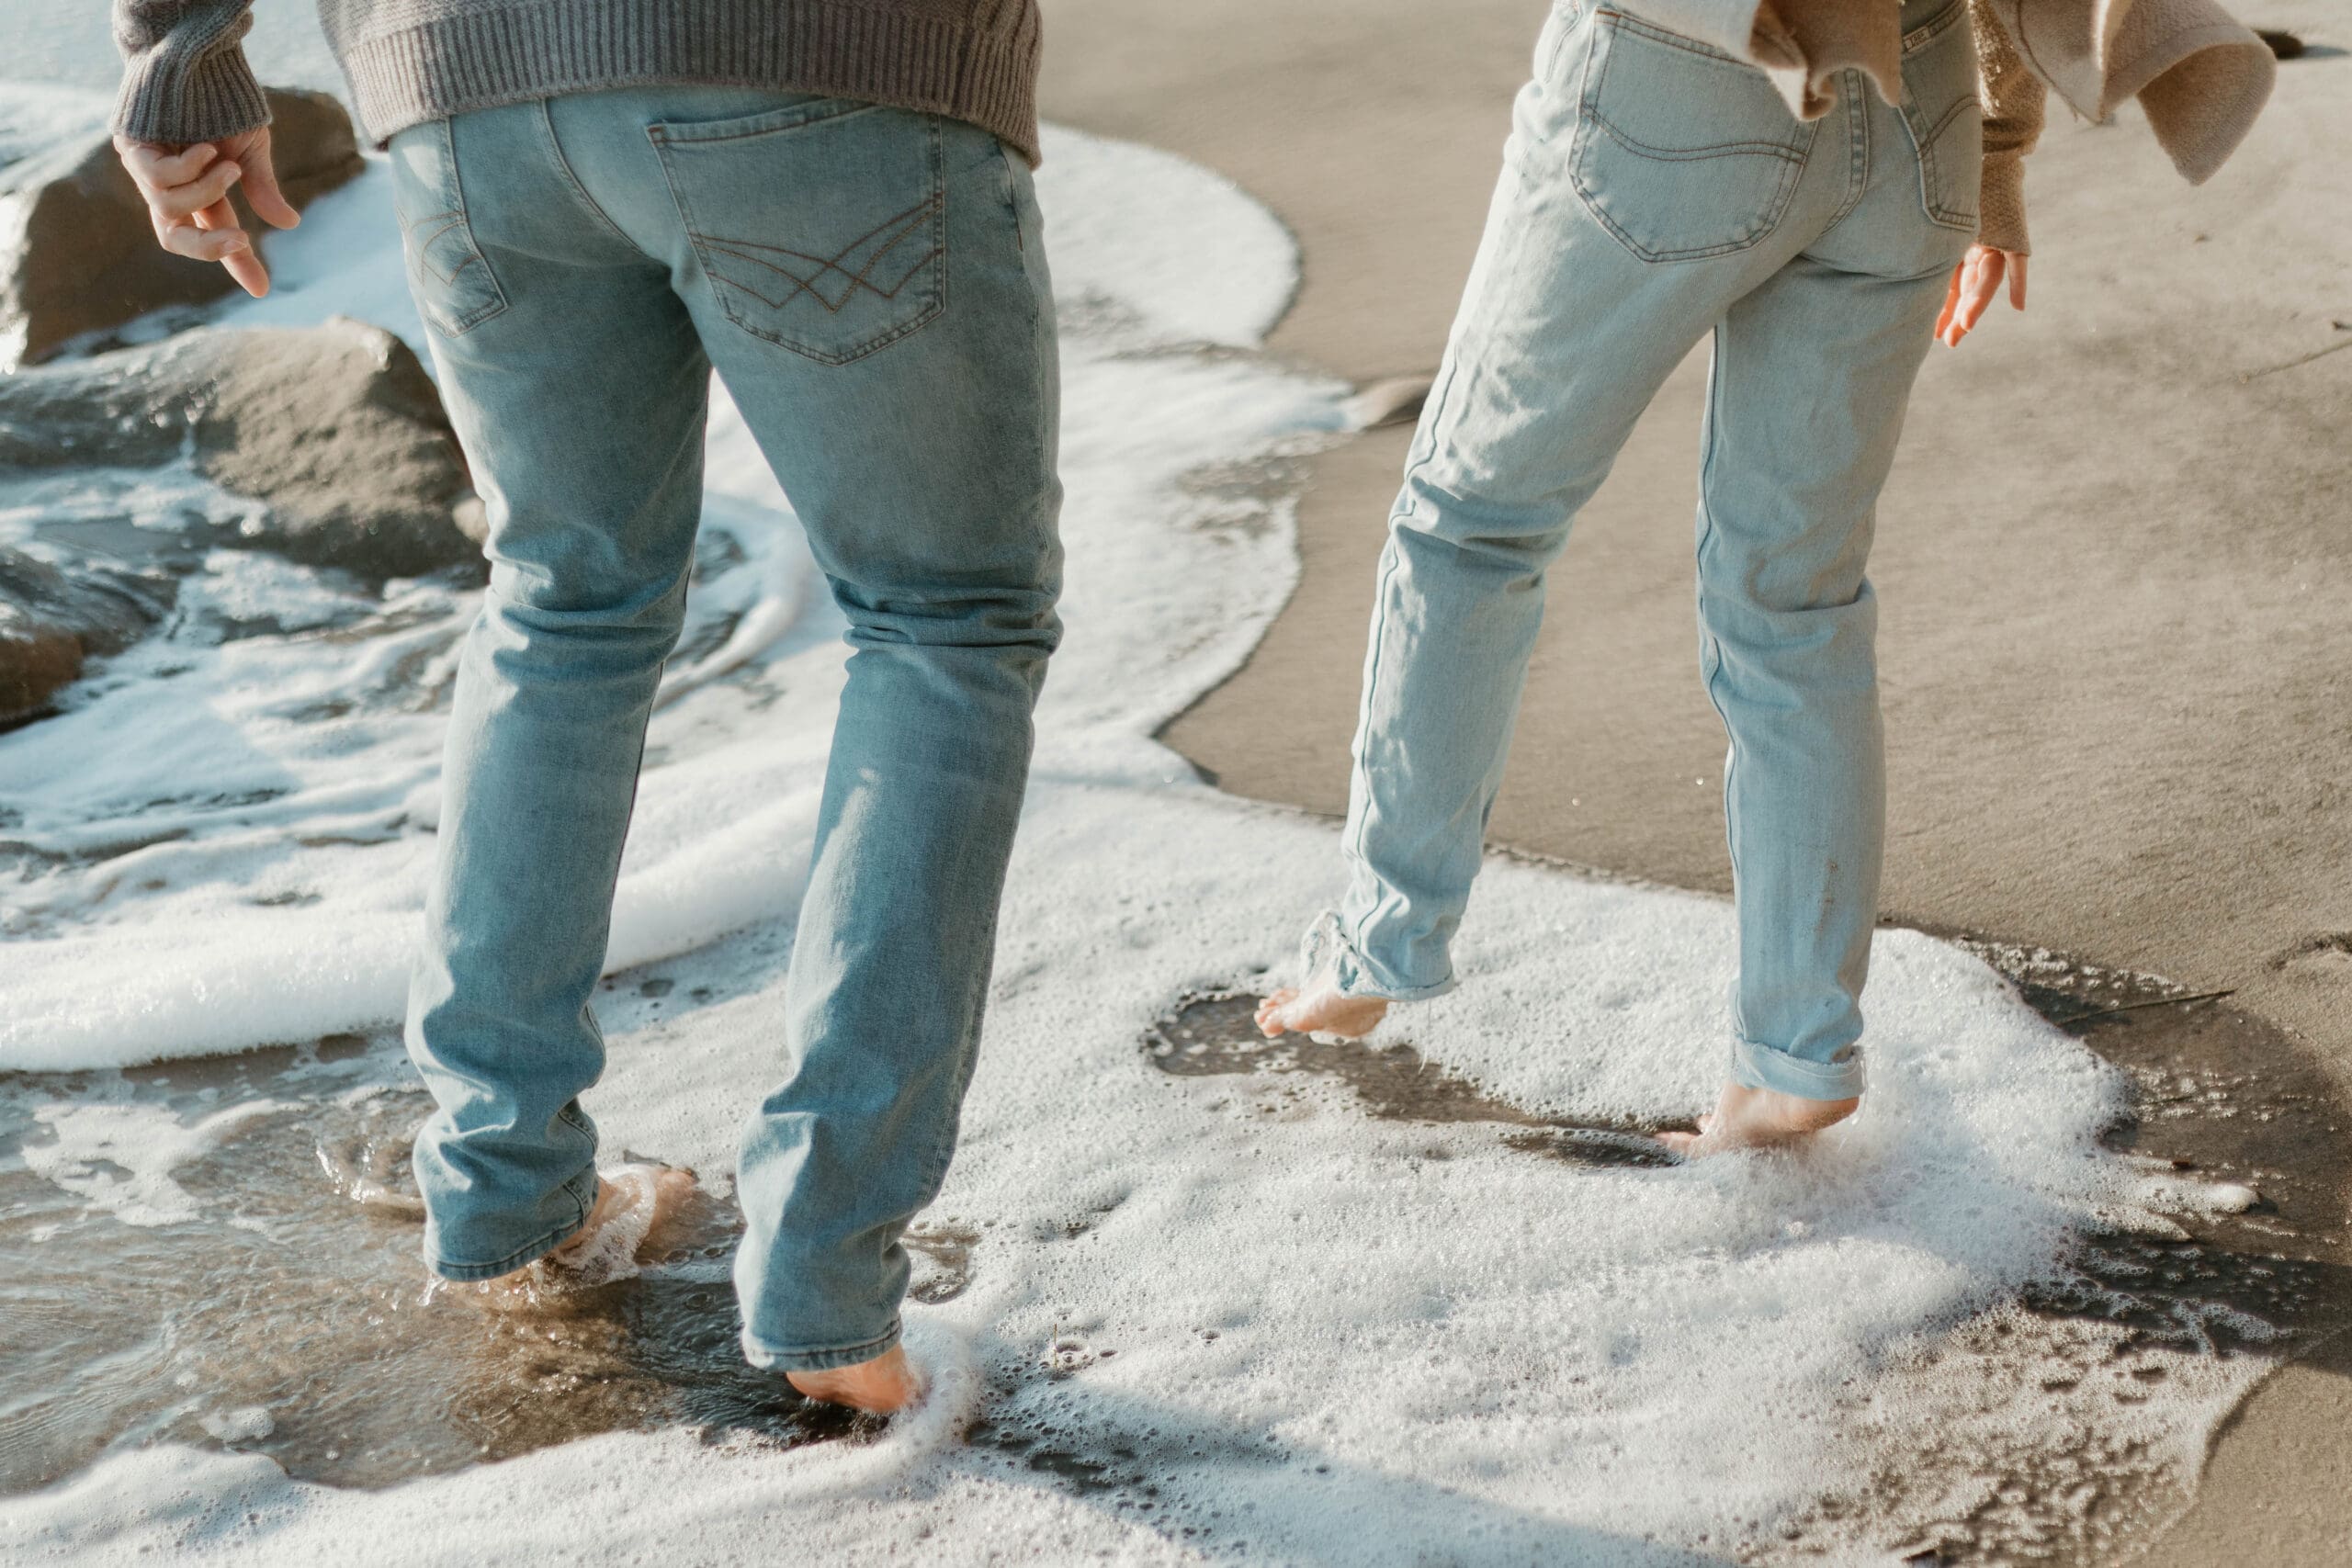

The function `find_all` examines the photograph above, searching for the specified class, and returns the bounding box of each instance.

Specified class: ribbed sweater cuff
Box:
[113,17,273,144]
[1978,149,2030,255]
[334,0,1044,164]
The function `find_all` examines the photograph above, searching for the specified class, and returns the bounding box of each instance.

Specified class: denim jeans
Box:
[1329,0,1981,1100]
[390,87,1060,1371]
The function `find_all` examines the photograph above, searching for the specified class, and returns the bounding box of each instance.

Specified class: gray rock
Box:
[0,547,175,725]
[0,86,364,367]
[0,319,481,581]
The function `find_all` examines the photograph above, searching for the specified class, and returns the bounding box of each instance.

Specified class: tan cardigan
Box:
[1630,0,2276,253]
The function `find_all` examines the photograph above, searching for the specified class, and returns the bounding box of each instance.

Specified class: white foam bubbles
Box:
[0,110,2280,1563]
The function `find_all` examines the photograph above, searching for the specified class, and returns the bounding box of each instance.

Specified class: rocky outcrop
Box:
[0,86,363,367]
[0,548,175,725]
[0,319,481,581]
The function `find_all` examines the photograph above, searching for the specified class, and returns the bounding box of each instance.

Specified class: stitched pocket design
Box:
[651,99,946,366]
[1897,2,1984,232]
[1569,10,1814,263]
[388,119,507,338]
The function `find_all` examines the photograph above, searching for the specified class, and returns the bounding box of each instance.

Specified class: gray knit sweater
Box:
[113,1,1046,163]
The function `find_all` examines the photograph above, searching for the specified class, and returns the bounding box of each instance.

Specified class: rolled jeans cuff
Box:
[1337,955,1457,1004]
[741,1319,904,1374]
[1730,1034,1866,1101]
[1312,909,1458,1003]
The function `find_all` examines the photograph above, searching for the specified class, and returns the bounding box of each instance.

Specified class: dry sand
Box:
[1040,0,2352,1558]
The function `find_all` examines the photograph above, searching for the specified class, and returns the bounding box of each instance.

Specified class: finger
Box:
[190,196,240,232]
[1947,253,1984,345]
[148,157,243,221]
[220,245,272,298]
[1955,252,2005,340]
[234,139,302,230]
[1943,253,1985,345]
[117,138,218,191]
[1934,261,1964,340]
[2007,254,2028,310]
[157,217,254,265]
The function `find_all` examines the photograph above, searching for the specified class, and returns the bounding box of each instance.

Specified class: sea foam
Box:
[0,113,2275,1564]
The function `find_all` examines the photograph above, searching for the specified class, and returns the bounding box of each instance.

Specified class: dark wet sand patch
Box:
[1145,989,1682,1168]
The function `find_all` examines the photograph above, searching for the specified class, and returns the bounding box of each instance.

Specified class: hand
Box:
[113,127,301,298]
[1935,243,2027,348]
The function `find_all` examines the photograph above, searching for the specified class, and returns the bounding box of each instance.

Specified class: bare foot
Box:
[1657,1082,1859,1158]
[1254,986,1389,1041]
[482,1163,696,1300]
[787,1344,922,1415]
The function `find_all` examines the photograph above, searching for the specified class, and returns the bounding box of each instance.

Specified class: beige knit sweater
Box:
[1637,0,2276,253]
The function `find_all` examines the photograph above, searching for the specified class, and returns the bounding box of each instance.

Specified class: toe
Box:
[1257,988,1298,1037]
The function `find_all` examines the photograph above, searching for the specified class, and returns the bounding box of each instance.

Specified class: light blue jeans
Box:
[1329,0,1981,1100]
[390,88,1060,1371]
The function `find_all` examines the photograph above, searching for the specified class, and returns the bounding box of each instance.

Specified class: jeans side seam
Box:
[1347,328,1456,872]
[1693,328,1744,908]
[1351,331,1466,901]
[1341,544,1400,963]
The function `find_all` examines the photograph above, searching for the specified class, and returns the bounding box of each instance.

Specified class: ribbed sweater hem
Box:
[334,0,1043,164]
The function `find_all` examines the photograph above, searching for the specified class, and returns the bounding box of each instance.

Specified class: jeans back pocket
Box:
[388,119,508,338]
[1568,10,1814,263]
[1897,2,1983,232]
[650,99,946,366]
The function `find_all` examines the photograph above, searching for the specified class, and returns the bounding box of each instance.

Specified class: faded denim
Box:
[391,86,1060,1371]
[1329,0,1979,1101]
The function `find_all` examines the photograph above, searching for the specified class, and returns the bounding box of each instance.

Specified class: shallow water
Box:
[0,1034,922,1495]
[1,942,2338,1566]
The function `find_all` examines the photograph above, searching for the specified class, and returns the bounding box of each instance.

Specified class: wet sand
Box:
[1039,0,2352,1557]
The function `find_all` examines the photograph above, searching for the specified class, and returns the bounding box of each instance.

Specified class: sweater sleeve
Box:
[113,1,273,145]
[1971,0,2043,254]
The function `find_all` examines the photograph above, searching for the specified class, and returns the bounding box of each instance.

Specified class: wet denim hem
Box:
[426,1213,589,1281]
[740,1318,904,1373]
[1330,921,1459,1004]
[1729,1034,1867,1101]
[423,1169,597,1280]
